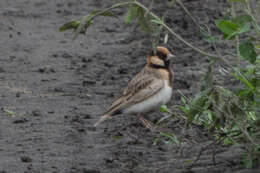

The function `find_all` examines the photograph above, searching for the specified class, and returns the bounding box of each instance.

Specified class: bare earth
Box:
[0,0,259,173]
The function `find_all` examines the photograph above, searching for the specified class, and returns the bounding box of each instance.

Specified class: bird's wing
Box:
[104,73,164,114]
[123,75,164,106]
[123,68,154,95]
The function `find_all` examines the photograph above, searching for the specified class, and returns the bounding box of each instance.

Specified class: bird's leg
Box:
[139,116,157,132]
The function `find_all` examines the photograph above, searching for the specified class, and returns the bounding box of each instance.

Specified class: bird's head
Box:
[147,46,175,69]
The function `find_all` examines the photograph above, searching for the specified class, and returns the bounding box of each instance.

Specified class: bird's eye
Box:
[156,52,167,60]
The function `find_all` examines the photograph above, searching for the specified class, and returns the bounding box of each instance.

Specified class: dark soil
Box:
[0,0,259,173]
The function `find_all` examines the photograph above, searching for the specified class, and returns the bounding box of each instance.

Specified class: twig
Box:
[144,0,154,17]
[244,0,260,37]
[230,2,241,67]
[134,1,222,60]
[186,137,224,170]
[176,0,205,32]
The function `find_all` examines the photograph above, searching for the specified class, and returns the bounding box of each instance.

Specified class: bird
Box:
[94,46,174,130]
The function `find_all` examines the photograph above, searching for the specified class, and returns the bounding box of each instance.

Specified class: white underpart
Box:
[124,80,172,114]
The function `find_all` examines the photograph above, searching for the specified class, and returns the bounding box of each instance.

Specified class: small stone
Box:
[117,67,127,74]
[62,52,72,59]
[38,68,45,73]
[21,156,32,163]
[9,55,16,60]
[31,110,42,117]
[82,58,92,63]
[54,87,63,92]
[83,114,91,119]
[77,128,85,133]
[82,80,96,86]
[0,67,5,73]
[13,118,28,124]
[16,92,21,97]
[48,111,55,114]
[105,27,116,33]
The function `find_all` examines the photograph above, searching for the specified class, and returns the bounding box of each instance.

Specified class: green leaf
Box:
[184,88,212,123]
[216,20,240,36]
[150,19,163,25]
[237,89,252,97]
[232,15,252,26]
[243,152,253,168]
[160,132,179,145]
[73,15,94,39]
[3,109,15,116]
[59,21,80,31]
[180,106,189,115]
[237,23,251,34]
[200,29,222,43]
[232,70,255,90]
[160,105,169,113]
[239,41,257,64]
[202,61,214,90]
[125,4,138,24]
[204,35,222,43]
[136,7,151,33]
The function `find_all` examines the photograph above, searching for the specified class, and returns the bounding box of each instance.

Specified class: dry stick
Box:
[245,0,260,37]
[144,0,154,17]
[206,26,222,58]
[186,137,224,170]
[212,137,225,165]
[176,0,221,57]
[176,0,205,32]
[230,2,241,67]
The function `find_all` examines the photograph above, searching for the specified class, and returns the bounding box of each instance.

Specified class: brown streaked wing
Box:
[123,68,155,95]
[102,70,164,115]
[125,77,164,107]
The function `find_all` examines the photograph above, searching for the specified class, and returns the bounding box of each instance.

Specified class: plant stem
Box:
[134,1,221,60]
[245,0,260,37]
[231,2,241,67]
[90,1,134,20]
[176,0,205,32]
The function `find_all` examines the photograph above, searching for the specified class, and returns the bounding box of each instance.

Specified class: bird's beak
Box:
[167,54,175,61]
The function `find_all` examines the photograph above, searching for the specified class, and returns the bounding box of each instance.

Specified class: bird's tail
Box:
[94,114,111,127]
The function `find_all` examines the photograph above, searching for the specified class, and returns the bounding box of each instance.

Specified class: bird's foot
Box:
[139,116,158,132]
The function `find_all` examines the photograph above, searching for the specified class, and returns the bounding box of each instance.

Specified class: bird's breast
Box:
[124,80,172,115]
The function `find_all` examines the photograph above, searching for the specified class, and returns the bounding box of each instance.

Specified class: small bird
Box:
[94,46,174,130]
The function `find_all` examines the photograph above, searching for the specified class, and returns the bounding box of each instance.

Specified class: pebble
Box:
[20,156,32,163]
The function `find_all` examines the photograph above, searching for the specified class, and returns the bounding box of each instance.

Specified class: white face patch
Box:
[150,56,165,66]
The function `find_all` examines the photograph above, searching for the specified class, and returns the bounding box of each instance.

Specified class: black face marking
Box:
[157,51,170,68]
[150,63,165,69]
[156,51,167,60]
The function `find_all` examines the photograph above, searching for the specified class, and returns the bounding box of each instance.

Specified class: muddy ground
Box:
[0,0,259,173]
